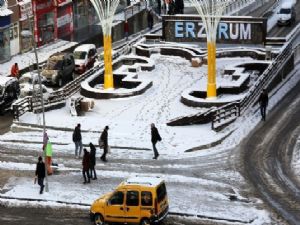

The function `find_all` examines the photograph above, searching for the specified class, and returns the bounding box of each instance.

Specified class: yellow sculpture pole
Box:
[207,41,217,98]
[90,0,119,90]
[188,0,233,99]
[103,35,113,89]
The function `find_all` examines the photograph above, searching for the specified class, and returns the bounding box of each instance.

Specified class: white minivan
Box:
[73,44,97,75]
[277,1,296,26]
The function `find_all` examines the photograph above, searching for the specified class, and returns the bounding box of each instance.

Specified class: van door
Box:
[105,190,126,223]
[125,190,140,224]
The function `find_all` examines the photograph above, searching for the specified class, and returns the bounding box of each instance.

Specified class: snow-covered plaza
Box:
[1,44,300,224]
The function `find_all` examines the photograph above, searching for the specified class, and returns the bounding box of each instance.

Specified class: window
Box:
[126,191,139,206]
[109,191,124,205]
[156,183,167,203]
[141,191,152,206]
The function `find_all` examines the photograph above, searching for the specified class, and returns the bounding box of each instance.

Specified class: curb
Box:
[185,130,234,152]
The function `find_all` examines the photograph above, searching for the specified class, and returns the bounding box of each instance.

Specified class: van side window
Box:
[110,191,124,205]
[126,191,139,206]
[156,183,167,203]
[141,191,152,206]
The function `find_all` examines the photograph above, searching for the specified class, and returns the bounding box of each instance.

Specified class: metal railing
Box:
[211,41,294,130]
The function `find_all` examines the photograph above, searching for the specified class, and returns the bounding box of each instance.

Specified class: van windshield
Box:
[73,51,87,60]
[279,8,291,14]
[156,183,167,203]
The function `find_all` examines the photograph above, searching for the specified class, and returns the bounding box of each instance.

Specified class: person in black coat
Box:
[73,123,83,158]
[175,0,184,14]
[259,89,269,121]
[147,10,154,30]
[151,123,162,159]
[35,156,46,194]
[89,142,97,180]
[100,126,109,162]
[82,148,90,184]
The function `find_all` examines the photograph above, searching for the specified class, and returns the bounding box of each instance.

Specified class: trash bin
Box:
[80,99,90,112]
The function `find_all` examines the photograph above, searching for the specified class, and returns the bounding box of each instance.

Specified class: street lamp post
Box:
[22,15,49,192]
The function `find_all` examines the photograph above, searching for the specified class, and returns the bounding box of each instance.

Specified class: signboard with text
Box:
[163,15,267,45]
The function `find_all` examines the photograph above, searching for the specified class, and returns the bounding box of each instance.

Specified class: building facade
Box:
[0,0,13,63]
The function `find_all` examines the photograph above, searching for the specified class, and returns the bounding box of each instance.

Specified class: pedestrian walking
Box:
[89,142,97,180]
[124,19,129,41]
[151,123,162,159]
[35,156,45,194]
[147,10,154,30]
[11,63,19,78]
[259,88,269,121]
[73,123,83,158]
[82,148,90,184]
[99,126,109,162]
[156,0,161,15]
[44,138,53,175]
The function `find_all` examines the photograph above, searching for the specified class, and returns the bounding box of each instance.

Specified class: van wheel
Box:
[141,219,151,225]
[94,214,105,225]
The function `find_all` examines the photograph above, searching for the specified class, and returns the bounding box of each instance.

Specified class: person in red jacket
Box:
[11,63,19,78]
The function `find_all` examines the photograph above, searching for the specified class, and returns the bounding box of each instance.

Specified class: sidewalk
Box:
[247,0,278,17]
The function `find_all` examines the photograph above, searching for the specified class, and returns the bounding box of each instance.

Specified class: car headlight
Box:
[51,71,59,81]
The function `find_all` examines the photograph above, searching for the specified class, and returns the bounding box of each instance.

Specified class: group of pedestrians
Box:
[35,122,162,191]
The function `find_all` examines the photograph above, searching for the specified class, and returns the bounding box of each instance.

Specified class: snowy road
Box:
[241,79,300,225]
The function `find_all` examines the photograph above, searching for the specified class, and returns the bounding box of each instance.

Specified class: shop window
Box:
[14,23,18,38]
[9,23,19,40]
[9,27,13,40]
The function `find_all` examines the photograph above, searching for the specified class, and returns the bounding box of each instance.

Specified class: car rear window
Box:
[156,183,167,203]
[74,51,87,60]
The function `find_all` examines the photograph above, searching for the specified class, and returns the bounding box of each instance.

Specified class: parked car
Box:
[41,52,75,87]
[0,76,20,114]
[73,44,97,75]
[90,176,169,225]
[19,72,49,98]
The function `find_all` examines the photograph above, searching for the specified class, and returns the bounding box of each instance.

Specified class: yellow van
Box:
[90,176,169,225]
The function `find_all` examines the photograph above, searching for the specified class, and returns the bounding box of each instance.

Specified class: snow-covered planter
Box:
[181,61,271,107]
[80,55,154,99]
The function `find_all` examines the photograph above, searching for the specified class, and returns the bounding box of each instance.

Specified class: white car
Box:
[277,1,296,26]
[73,44,97,75]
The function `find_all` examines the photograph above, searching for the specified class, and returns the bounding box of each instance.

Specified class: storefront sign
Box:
[35,0,53,11]
[56,0,72,7]
[163,15,267,44]
[57,13,71,27]
[19,0,33,20]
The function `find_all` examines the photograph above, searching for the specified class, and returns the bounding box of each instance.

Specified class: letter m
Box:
[240,23,251,40]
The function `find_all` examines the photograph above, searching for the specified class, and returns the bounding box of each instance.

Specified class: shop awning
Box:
[20,30,33,37]
[0,8,13,16]
[17,0,31,6]
[57,0,73,7]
